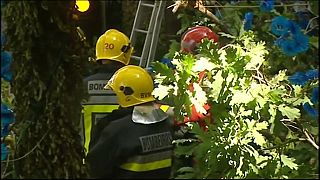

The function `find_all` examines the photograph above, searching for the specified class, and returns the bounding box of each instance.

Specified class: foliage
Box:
[152,0,318,178]
[2,1,92,178]
[170,0,318,76]
[1,1,16,177]
[1,81,14,108]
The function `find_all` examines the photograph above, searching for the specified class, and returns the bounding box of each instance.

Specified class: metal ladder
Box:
[130,0,166,68]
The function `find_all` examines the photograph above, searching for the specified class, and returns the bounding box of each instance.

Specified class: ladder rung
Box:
[134,29,148,33]
[140,3,155,8]
[132,56,141,60]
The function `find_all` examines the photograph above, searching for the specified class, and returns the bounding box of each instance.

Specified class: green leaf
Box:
[278,105,301,120]
[153,62,175,79]
[177,167,195,173]
[230,90,254,105]
[280,155,298,170]
[309,36,319,49]
[268,89,286,103]
[175,172,195,179]
[164,40,180,59]
[192,57,215,72]
[190,123,210,142]
[218,32,236,39]
[209,70,224,102]
[268,104,277,124]
[309,1,319,15]
[270,70,287,84]
[284,96,310,106]
[244,42,267,70]
[174,142,198,157]
[236,156,244,177]
[255,121,269,131]
[252,131,266,147]
[152,85,172,100]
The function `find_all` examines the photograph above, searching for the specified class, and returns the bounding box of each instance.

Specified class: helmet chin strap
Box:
[100,59,109,64]
[100,59,123,65]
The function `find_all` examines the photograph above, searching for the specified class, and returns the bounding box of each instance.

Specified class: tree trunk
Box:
[2,1,89,178]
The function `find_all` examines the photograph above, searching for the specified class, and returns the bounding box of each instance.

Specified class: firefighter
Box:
[180,25,219,54]
[81,29,134,156]
[159,26,219,177]
[86,65,174,179]
[159,26,219,129]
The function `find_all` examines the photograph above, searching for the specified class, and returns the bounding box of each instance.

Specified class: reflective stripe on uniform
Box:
[120,159,171,172]
[120,150,172,172]
[83,104,119,156]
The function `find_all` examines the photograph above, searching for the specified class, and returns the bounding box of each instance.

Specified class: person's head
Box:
[181,26,219,54]
[104,65,155,107]
[95,29,134,65]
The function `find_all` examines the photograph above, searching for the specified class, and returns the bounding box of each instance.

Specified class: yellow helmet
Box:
[105,65,155,107]
[95,29,133,65]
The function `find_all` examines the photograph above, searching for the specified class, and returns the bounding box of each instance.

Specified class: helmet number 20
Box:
[104,43,114,49]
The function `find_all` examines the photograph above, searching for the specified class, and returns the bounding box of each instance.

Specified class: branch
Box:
[252,75,265,84]
[303,129,319,150]
[260,138,302,151]
[203,4,309,8]
[1,128,52,163]
[167,0,185,13]
[305,25,319,35]
[195,0,221,25]
[305,16,319,32]
[1,152,11,179]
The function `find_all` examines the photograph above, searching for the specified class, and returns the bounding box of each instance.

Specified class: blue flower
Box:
[274,36,287,46]
[244,12,253,31]
[271,16,291,36]
[1,123,10,137]
[1,103,14,125]
[260,0,275,12]
[1,51,13,82]
[292,33,309,53]
[1,143,9,161]
[145,67,154,74]
[272,16,310,56]
[1,103,13,114]
[278,38,300,56]
[288,71,309,85]
[306,69,319,80]
[303,103,318,118]
[1,103,14,137]
[275,32,309,56]
[311,87,319,104]
[160,58,175,69]
[288,20,302,35]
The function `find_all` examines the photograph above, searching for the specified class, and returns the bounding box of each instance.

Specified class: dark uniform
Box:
[81,63,123,156]
[86,107,174,179]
